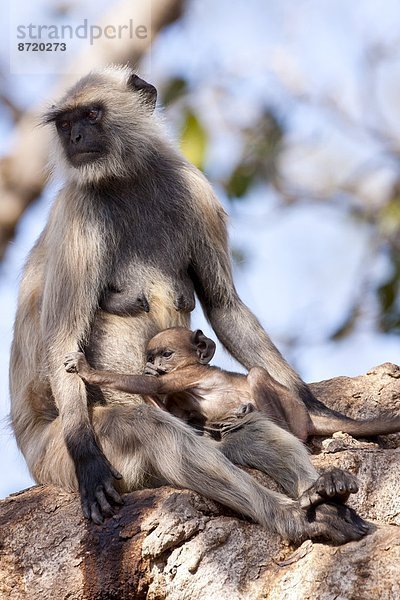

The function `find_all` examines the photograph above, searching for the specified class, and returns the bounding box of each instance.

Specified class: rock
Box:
[1,363,399,600]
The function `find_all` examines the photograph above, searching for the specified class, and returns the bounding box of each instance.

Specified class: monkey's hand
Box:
[303,502,369,544]
[299,468,359,509]
[64,351,92,377]
[144,363,166,377]
[75,445,124,525]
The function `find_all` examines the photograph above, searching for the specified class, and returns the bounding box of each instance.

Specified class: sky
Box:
[0,0,399,499]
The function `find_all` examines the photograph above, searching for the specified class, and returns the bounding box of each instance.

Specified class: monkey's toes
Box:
[235,403,256,417]
[306,502,369,544]
[316,468,359,499]
[300,468,359,508]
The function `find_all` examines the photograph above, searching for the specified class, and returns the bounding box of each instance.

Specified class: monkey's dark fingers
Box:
[80,489,103,524]
[235,403,256,417]
[104,480,124,505]
[89,502,105,525]
[64,352,86,373]
[64,359,78,373]
[81,485,122,523]
[81,484,123,524]
[95,487,116,517]
[80,492,91,520]
[77,453,123,524]
[144,364,160,377]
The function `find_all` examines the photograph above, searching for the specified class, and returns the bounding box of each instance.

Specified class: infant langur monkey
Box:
[65,327,363,514]
[65,328,311,437]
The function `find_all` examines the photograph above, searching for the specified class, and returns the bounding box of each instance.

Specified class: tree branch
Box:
[0,363,399,599]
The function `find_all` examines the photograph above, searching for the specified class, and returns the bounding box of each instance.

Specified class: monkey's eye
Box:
[59,120,71,132]
[162,351,173,359]
[87,108,101,122]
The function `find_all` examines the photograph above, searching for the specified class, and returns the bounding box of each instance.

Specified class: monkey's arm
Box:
[188,173,322,418]
[41,208,123,524]
[64,352,198,395]
[190,214,303,394]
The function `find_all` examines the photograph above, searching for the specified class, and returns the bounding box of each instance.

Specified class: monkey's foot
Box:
[234,403,256,417]
[305,502,369,544]
[299,468,359,508]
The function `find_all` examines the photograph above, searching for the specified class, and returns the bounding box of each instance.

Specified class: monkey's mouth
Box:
[70,150,104,166]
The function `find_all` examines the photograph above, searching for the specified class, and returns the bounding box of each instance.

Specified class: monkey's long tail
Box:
[310,414,400,437]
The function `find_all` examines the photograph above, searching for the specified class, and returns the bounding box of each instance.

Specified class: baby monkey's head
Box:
[144,327,216,375]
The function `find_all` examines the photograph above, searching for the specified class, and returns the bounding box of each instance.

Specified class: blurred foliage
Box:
[162,70,400,336]
[231,247,249,269]
[330,305,360,341]
[179,109,208,170]
[378,257,400,333]
[377,193,400,334]
[226,111,284,199]
[379,196,400,243]
[162,77,188,105]
[377,195,400,333]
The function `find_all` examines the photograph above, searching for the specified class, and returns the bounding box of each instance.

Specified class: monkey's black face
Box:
[55,105,108,167]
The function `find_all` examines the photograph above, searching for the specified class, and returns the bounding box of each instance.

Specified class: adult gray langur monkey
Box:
[9,66,368,543]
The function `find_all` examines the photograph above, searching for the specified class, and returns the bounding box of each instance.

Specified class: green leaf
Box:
[377,256,400,333]
[162,77,187,105]
[224,109,285,199]
[226,165,254,198]
[180,110,208,170]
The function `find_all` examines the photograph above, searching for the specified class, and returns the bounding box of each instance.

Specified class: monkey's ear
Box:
[192,330,216,365]
[127,74,157,111]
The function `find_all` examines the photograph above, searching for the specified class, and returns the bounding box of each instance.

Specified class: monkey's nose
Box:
[70,124,83,144]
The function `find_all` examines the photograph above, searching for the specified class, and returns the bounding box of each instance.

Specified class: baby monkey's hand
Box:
[144,363,167,377]
[64,351,91,376]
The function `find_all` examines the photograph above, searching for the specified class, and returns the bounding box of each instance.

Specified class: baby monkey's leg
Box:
[247,367,313,441]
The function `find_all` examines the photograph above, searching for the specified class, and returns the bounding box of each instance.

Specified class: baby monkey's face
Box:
[144,327,216,376]
[144,346,177,376]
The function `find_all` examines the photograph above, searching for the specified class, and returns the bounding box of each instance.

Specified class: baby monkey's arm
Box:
[64,352,196,395]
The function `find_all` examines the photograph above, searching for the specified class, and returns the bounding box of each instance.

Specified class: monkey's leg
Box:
[247,367,313,441]
[220,412,318,498]
[37,405,305,538]
[219,413,360,510]
[108,404,369,543]
[35,405,367,542]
